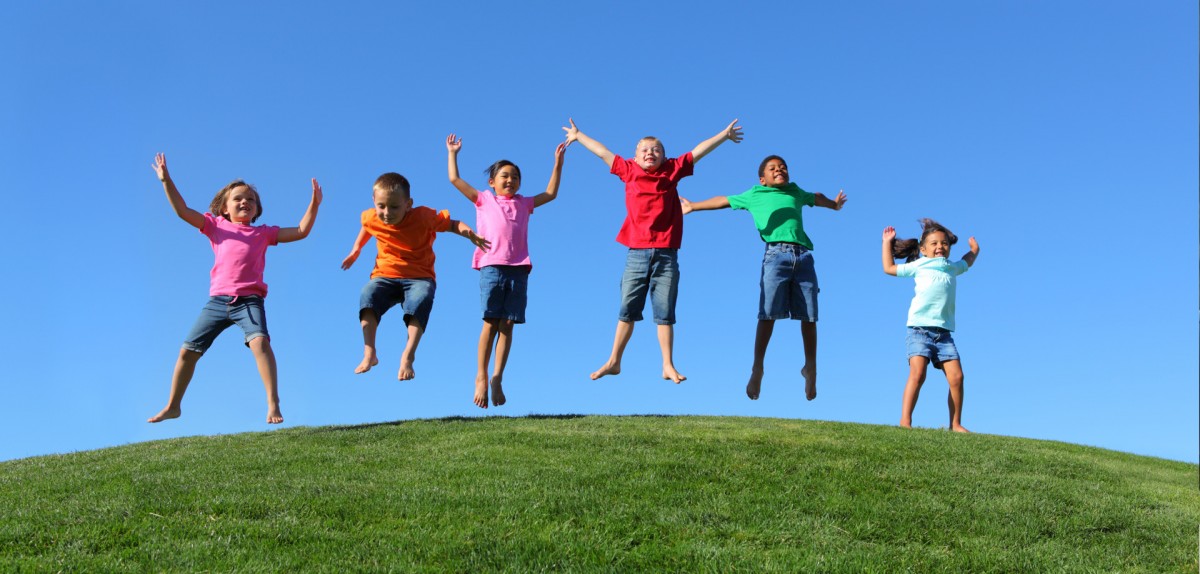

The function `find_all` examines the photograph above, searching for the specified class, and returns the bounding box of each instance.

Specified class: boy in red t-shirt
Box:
[342,172,490,381]
[563,118,743,383]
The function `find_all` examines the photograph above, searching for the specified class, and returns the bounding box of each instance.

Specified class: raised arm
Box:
[533,143,567,208]
[278,179,323,243]
[814,190,848,211]
[446,134,479,203]
[152,153,206,230]
[680,195,731,215]
[881,226,898,276]
[562,118,615,167]
[690,119,744,162]
[961,236,979,267]
[449,219,492,252]
[341,226,371,270]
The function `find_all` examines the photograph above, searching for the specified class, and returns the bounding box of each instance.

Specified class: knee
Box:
[178,348,202,364]
[947,373,964,389]
[248,336,272,354]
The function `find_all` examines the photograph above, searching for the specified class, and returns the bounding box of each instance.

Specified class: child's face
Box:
[373,188,413,226]
[489,165,521,197]
[920,231,951,259]
[759,159,790,187]
[223,185,259,224]
[634,140,665,172]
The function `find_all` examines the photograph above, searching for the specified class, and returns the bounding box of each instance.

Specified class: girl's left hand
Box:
[311,178,323,205]
[152,153,169,181]
[882,226,896,241]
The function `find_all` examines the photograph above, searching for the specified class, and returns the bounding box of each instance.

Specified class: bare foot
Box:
[801,364,817,401]
[147,406,180,423]
[900,418,913,429]
[746,368,763,400]
[662,366,686,384]
[267,406,283,424]
[590,361,621,380]
[398,358,416,381]
[473,374,489,409]
[354,354,379,374]
[951,425,971,433]
[490,375,506,407]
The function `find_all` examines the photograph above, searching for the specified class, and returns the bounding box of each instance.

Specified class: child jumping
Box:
[446,134,566,409]
[147,153,321,424]
[342,172,490,380]
[881,219,980,432]
[563,118,742,383]
[682,155,846,401]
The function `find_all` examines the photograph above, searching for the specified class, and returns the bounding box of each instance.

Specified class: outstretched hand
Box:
[562,118,580,146]
[446,134,462,153]
[832,190,847,210]
[724,119,744,144]
[311,178,323,205]
[680,197,694,215]
[968,236,979,254]
[882,226,896,242]
[341,252,358,270]
[469,232,492,252]
[152,153,169,182]
[554,142,567,160]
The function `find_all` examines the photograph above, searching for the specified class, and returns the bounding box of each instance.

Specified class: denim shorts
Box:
[359,277,436,328]
[480,265,530,323]
[905,326,960,370]
[618,248,679,325]
[182,295,269,354]
[759,242,819,321]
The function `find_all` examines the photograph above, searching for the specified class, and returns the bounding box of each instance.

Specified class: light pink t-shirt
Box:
[472,190,535,270]
[200,213,281,297]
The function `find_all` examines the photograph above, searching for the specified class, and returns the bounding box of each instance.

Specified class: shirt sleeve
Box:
[432,209,453,232]
[264,225,281,246]
[610,155,633,181]
[950,259,970,276]
[726,190,751,211]
[199,212,220,240]
[894,261,917,277]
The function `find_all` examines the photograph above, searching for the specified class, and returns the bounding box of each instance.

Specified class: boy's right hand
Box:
[882,226,896,242]
[680,197,694,215]
[561,118,580,146]
[152,153,169,182]
[341,252,359,270]
[446,134,462,153]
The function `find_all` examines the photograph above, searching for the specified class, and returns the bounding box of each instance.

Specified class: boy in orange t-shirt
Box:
[342,172,490,380]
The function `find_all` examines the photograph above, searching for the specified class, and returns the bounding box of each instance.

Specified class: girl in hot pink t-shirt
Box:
[446,134,566,410]
[147,153,321,426]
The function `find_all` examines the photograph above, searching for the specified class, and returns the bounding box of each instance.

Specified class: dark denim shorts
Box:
[182,295,269,354]
[618,248,679,325]
[480,265,530,323]
[359,277,436,328]
[759,242,818,321]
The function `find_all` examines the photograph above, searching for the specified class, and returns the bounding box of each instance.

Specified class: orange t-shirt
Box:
[361,207,452,279]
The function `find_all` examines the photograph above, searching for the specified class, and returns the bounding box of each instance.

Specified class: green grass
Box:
[1,416,1196,572]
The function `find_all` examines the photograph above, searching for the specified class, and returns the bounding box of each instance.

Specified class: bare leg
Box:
[747,319,774,399]
[942,360,969,433]
[248,336,283,424]
[475,320,498,408]
[398,319,425,381]
[801,321,818,401]
[491,320,513,406]
[900,356,929,428]
[355,310,380,374]
[148,348,202,422]
[658,324,686,383]
[591,320,634,380]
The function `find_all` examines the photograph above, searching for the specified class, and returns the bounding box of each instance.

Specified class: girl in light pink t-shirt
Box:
[446,134,565,410]
[147,153,321,426]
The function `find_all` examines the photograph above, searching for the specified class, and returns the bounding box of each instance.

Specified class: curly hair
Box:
[891,218,958,262]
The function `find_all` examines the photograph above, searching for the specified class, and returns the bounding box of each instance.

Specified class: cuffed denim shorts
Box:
[618,248,679,325]
[182,295,269,354]
[359,277,436,329]
[905,326,960,370]
[759,242,818,321]
[480,265,530,323]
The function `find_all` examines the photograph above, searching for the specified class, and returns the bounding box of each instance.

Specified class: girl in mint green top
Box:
[882,219,980,434]
[682,155,846,403]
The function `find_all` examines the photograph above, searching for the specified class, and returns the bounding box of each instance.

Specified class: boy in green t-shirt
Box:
[681,155,846,401]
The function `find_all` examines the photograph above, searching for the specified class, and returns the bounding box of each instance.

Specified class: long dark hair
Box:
[892,218,958,262]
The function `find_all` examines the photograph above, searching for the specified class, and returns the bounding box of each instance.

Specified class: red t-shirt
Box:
[610,152,694,249]
[361,207,452,279]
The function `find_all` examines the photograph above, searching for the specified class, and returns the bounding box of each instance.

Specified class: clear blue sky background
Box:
[1,2,1196,463]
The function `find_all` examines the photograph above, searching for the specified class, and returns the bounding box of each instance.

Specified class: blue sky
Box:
[1,2,1196,463]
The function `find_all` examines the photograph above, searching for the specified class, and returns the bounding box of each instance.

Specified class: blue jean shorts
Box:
[359,277,436,328]
[905,326,960,370]
[480,265,530,323]
[759,242,819,321]
[182,295,269,354]
[618,248,679,325]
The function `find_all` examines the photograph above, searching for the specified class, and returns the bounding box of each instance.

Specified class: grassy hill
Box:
[1,416,1196,572]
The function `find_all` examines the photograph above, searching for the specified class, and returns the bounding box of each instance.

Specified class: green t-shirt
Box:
[726,183,817,248]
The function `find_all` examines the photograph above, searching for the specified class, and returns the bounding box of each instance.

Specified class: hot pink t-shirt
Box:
[200,213,280,297]
[610,152,693,249]
[472,190,535,270]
